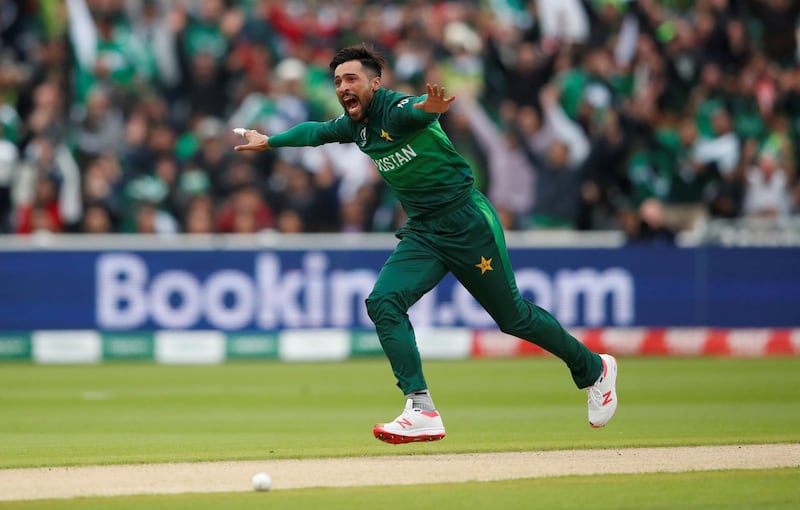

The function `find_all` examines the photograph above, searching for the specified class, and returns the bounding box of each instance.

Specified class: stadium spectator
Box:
[73,86,125,167]
[742,150,793,218]
[0,124,20,232]
[81,153,123,223]
[15,135,82,232]
[517,85,591,229]
[132,200,178,235]
[215,183,273,234]
[455,95,537,230]
[15,171,62,235]
[182,193,215,234]
[745,0,800,67]
[80,201,114,234]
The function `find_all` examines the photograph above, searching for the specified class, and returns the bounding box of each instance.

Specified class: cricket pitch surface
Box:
[1,443,798,501]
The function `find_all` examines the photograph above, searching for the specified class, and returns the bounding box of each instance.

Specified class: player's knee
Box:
[498,316,530,338]
[496,301,540,337]
[498,322,521,337]
[365,290,406,324]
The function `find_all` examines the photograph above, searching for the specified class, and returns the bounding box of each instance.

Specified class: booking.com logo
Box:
[96,253,634,330]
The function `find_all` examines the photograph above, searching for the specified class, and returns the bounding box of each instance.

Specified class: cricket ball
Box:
[251,472,272,491]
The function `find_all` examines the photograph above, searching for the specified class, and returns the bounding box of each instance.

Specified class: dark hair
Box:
[329,45,386,77]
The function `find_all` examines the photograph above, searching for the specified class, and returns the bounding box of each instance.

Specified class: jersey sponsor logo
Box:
[373,144,418,172]
[380,129,393,141]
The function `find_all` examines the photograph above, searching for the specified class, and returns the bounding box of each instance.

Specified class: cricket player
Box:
[234,46,618,444]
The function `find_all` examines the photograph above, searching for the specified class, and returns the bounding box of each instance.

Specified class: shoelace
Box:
[587,386,604,409]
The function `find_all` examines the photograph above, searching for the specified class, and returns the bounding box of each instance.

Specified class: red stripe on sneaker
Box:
[372,427,446,444]
[420,410,440,418]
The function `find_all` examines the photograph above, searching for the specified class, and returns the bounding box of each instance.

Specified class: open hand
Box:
[414,83,456,114]
[233,129,271,152]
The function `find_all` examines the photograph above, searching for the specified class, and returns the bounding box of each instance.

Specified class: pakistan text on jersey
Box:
[373,144,418,172]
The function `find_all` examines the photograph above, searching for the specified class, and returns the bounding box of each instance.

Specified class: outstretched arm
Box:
[413,83,456,114]
[233,118,352,151]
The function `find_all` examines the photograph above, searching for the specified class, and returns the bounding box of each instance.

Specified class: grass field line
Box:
[1,443,798,501]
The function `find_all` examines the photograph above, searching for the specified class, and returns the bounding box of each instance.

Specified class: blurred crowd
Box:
[0,0,798,242]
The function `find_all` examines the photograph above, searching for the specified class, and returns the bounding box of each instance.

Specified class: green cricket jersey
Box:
[267,88,475,219]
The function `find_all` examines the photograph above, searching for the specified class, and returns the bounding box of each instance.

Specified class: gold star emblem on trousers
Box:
[475,256,493,274]
[380,129,393,141]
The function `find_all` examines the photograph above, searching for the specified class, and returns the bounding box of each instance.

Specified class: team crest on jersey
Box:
[475,256,493,274]
[358,127,367,147]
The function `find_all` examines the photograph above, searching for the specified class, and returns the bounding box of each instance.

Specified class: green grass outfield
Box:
[1,357,799,508]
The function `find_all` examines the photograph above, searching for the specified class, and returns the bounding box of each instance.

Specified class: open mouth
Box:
[342,95,360,114]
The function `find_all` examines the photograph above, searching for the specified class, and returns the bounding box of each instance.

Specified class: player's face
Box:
[334,60,381,122]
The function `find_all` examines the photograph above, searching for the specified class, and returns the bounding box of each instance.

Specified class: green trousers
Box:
[365,190,602,394]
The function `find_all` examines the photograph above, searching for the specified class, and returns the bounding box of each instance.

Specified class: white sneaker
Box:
[373,399,446,444]
[587,354,618,428]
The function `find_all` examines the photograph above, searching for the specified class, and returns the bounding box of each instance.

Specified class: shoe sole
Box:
[372,427,446,444]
